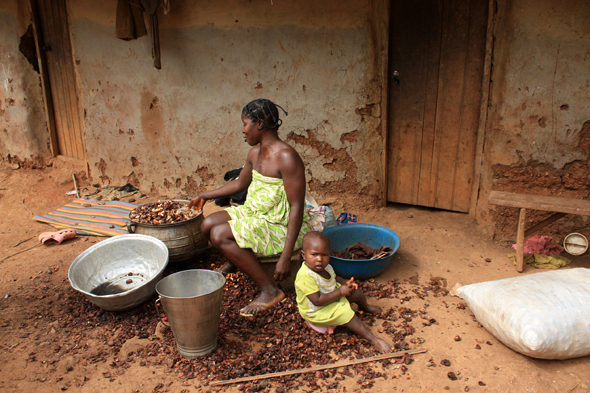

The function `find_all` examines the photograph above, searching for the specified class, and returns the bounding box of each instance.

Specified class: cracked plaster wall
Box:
[66,0,385,204]
[0,3,51,165]
[478,0,590,238]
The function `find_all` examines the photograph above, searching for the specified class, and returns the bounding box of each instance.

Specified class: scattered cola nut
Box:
[479,381,486,386]
[444,387,450,390]
[464,386,470,392]
[447,372,458,381]
[486,341,493,345]
[454,335,461,342]
[485,258,491,262]
[126,279,133,284]
[475,344,481,349]
[494,366,499,370]
[441,359,451,367]
[408,213,414,218]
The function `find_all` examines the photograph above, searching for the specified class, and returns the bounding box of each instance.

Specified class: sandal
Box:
[38,229,77,245]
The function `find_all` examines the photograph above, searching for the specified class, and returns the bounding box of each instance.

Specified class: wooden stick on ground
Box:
[72,174,80,198]
[210,347,427,387]
[22,199,34,216]
[0,244,40,263]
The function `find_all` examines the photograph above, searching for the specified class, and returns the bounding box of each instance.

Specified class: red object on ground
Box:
[512,235,564,255]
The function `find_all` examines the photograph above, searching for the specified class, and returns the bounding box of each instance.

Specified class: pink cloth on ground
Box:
[512,235,564,255]
[306,321,335,335]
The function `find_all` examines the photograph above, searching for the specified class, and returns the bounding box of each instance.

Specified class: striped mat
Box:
[33,198,137,236]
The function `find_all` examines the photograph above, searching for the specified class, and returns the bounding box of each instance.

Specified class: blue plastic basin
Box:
[323,223,400,280]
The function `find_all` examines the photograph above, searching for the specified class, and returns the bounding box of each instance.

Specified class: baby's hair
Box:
[302,231,330,249]
[242,99,288,130]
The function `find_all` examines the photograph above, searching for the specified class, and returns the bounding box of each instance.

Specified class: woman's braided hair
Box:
[242,99,288,130]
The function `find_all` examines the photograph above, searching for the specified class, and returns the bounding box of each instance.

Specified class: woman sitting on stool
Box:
[189,98,311,317]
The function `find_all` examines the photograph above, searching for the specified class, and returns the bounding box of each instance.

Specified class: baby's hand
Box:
[339,277,358,296]
[346,277,359,290]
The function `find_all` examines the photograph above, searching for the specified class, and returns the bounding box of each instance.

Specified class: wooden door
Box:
[387,0,488,212]
[32,0,85,160]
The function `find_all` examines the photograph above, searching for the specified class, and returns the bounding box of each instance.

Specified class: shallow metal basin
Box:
[68,234,169,311]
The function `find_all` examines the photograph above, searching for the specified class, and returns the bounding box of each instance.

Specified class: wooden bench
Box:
[258,248,301,290]
[488,191,590,272]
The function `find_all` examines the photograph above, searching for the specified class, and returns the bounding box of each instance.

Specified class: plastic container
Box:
[324,206,336,229]
[323,223,400,279]
[563,233,588,256]
[155,270,226,358]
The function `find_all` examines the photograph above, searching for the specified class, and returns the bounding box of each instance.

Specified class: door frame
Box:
[29,0,87,169]
[380,0,495,215]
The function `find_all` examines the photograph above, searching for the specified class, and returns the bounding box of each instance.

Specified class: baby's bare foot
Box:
[359,302,382,314]
[373,337,393,354]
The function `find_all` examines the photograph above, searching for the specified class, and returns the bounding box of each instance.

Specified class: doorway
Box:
[386,0,488,212]
[31,0,86,161]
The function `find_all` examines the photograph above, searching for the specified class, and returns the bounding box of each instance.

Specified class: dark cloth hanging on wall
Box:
[116,0,166,69]
[140,0,161,69]
[116,0,147,40]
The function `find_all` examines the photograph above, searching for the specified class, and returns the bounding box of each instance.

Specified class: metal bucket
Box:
[155,269,225,358]
[127,200,209,264]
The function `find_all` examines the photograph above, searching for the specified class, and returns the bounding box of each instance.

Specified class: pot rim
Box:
[68,234,169,299]
[128,199,203,227]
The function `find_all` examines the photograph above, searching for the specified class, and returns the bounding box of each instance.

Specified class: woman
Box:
[188,99,311,317]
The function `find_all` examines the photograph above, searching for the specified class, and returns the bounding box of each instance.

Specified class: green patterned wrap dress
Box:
[226,170,312,257]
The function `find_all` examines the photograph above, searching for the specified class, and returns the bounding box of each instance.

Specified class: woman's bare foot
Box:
[218,261,237,274]
[239,288,285,317]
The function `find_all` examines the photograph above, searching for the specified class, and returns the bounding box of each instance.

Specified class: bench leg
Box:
[516,208,526,272]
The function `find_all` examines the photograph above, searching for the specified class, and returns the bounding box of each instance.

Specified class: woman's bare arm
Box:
[273,147,306,281]
[188,149,255,208]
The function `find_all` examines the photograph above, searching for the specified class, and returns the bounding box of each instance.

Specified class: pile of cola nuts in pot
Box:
[129,200,200,225]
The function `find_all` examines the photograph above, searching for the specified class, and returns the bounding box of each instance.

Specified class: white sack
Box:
[457,268,590,359]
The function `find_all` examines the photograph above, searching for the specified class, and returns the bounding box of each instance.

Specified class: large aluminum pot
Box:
[68,234,169,311]
[127,200,209,264]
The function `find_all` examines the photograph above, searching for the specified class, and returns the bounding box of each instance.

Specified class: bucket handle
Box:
[154,297,170,327]
[127,222,136,233]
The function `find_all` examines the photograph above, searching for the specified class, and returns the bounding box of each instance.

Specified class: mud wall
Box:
[478,0,590,240]
[0,2,51,166]
[65,0,386,204]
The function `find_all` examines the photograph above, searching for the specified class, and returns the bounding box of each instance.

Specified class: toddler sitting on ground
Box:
[295,232,392,353]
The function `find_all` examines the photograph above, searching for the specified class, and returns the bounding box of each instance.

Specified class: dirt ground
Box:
[1,160,589,393]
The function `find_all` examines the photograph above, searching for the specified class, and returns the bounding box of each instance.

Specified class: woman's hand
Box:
[273,253,291,282]
[188,196,206,212]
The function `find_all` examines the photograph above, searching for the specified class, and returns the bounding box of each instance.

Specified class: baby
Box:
[295,232,393,353]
